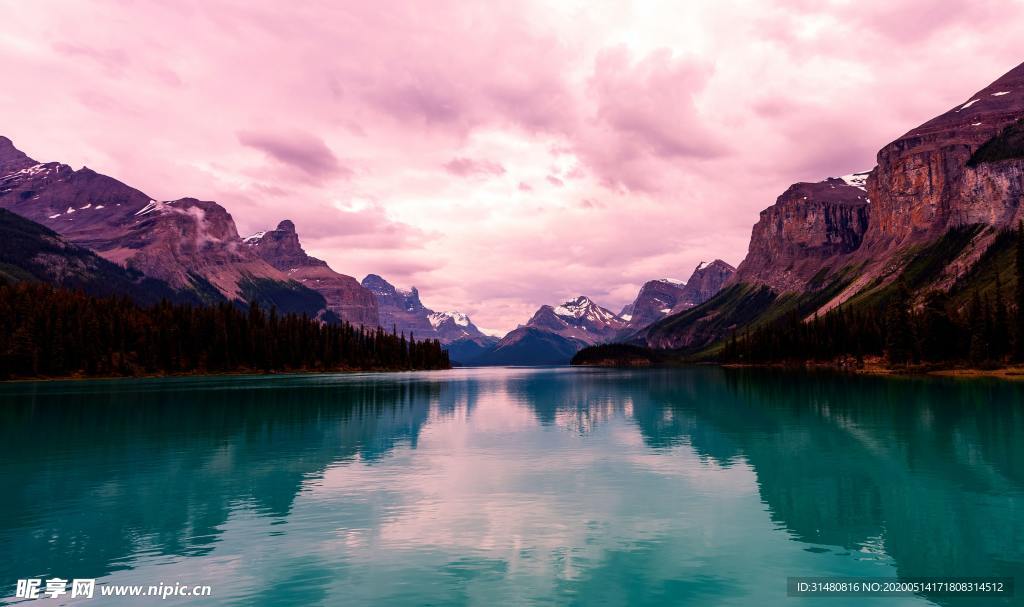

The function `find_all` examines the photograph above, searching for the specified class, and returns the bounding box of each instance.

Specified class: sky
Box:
[2,0,1024,335]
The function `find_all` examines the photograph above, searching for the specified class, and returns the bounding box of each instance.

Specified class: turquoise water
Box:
[1,367,1022,606]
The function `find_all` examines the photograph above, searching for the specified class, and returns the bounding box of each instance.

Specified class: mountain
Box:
[0,137,333,317]
[444,333,501,365]
[683,260,738,306]
[633,60,1024,354]
[0,207,184,305]
[359,274,493,361]
[624,260,736,331]
[244,220,378,327]
[525,295,627,343]
[472,326,586,366]
[475,295,626,365]
[362,274,436,337]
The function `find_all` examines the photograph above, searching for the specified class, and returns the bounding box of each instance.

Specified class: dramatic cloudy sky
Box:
[2,0,1023,334]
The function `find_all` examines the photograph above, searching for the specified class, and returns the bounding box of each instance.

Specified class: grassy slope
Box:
[947,228,1018,308]
[841,226,983,312]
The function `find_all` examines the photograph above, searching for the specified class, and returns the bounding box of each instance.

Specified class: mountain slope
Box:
[244,220,379,327]
[0,207,184,305]
[474,326,586,366]
[617,60,1024,357]
[0,137,331,316]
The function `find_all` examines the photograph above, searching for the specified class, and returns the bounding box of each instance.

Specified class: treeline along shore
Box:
[0,281,450,380]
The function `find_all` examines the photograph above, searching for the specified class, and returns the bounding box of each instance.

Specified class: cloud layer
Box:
[2,0,1023,333]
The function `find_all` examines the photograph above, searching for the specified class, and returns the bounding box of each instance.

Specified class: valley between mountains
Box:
[3,60,1024,371]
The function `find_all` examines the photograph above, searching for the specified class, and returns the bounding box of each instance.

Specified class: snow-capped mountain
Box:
[474,295,627,366]
[526,295,628,344]
[429,310,470,329]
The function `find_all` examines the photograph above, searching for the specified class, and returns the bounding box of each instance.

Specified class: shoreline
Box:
[0,365,453,384]
[719,359,1024,381]
[575,357,1024,381]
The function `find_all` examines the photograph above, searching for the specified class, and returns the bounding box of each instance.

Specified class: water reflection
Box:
[0,368,1021,606]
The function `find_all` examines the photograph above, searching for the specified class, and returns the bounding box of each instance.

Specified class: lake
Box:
[1,367,1022,606]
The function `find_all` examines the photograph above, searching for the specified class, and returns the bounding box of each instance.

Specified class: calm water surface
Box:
[1,367,1023,606]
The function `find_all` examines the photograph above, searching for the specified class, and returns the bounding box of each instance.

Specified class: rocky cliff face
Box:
[0,137,331,315]
[244,220,379,327]
[362,274,436,337]
[625,279,687,329]
[865,62,1024,252]
[680,260,737,307]
[361,274,488,344]
[731,177,870,293]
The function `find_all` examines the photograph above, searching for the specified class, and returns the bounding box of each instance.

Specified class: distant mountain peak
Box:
[362,274,397,295]
[0,136,37,175]
[525,295,625,346]
[363,274,485,344]
[553,295,597,318]
[621,259,736,332]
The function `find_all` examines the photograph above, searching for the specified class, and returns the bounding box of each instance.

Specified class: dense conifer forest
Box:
[0,282,449,379]
[720,223,1024,368]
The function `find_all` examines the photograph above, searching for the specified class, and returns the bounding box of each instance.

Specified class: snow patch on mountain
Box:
[135,200,165,216]
[840,172,870,190]
[429,311,471,328]
[958,98,981,111]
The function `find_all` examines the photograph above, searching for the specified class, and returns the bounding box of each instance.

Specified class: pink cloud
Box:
[443,157,506,178]
[2,0,1024,332]
[237,129,350,182]
[590,47,723,160]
